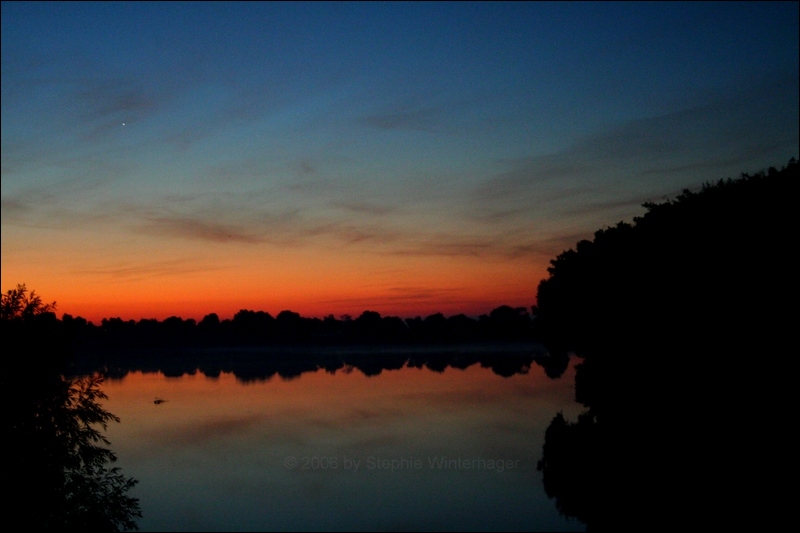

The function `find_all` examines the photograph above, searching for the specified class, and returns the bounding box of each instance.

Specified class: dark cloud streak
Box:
[137,216,265,244]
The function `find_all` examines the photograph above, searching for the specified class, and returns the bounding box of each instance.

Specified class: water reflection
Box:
[537,335,786,531]
[71,344,570,383]
[92,348,583,531]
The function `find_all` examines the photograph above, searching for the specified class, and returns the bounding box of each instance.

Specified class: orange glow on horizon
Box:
[1,252,551,323]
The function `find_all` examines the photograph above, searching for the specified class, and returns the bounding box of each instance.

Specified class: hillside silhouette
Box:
[535,160,796,530]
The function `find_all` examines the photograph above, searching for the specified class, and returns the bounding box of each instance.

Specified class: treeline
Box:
[50,305,536,351]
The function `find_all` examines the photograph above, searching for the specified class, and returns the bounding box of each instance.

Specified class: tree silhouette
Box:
[0,283,56,320]
[2,285,141,531]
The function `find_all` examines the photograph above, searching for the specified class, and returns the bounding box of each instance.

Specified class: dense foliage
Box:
[534,160,796,530]
[534,158,796,356]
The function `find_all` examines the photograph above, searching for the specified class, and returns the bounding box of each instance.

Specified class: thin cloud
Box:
[359,92,496,134]
[0,197,30,223]
[137,216,266,244]
[74,258,223,282]
[331,201,397,216]
[507,243,562,261]
[388,241,494,258]
[75,79,156,120]
[69,76,162,140]
[362,105,447,133]
[320,286,464,310]
[3,179,551,263]
[467,206,534,223]
[1,175,115,227]
[121,195,400,249]
[295,159,316,176]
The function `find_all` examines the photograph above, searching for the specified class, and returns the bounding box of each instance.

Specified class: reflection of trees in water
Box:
[8,372,141,531]
[538,411,600,526]
[536,342,747,530]
[71,347,568,382]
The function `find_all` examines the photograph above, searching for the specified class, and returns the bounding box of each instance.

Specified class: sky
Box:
[2,2,798,323]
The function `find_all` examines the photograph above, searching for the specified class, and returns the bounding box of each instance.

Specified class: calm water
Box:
[96,349,585,531]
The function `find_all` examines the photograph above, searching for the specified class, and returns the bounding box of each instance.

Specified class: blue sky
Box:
[2,1,798,320]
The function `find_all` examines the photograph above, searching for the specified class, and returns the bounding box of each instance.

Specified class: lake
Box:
[89,346,586,531]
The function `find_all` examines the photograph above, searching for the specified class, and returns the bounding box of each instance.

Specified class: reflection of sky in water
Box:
[102,357,585,531]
